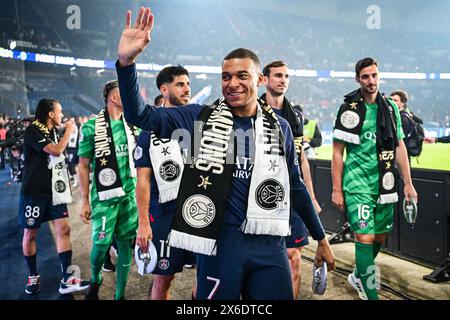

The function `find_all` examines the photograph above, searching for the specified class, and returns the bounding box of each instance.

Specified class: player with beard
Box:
[134,65,197,300]
[332,57,417,300]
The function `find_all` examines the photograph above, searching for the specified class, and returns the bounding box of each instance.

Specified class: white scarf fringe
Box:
[169,230,217,256]
[378,192,398,204]
[333,129,360,145]
[241,217,291,236]
[98,187,126,201]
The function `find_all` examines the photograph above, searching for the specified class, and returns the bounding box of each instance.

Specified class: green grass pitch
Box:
[315,143,450,171]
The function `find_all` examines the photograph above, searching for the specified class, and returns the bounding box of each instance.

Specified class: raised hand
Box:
[118,7,154,67]
[64,120,74,134]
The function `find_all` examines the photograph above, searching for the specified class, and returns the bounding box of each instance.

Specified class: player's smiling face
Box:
[356,64,379,96]
[221,58,263,115]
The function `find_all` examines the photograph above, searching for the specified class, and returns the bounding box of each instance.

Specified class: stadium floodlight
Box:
[381,72,427,80]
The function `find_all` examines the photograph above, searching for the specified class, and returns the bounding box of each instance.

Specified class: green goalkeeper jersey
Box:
[333,99,405,195]
[78,118,138,204]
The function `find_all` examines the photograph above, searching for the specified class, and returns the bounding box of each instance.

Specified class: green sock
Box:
[90,244,109,284]
[373,241,382,260]
[115,239,133,300]
[354,242,383,277]
[355,242,379,300]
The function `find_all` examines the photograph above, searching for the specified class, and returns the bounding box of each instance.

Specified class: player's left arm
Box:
[396,140,418,203]
[284,121,335,271]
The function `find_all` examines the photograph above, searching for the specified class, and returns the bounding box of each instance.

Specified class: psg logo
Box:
[340,110,360,129]
[382,172,395,191]
[158,259,170,270]
[182,195,215,228]
[255,179,285,210]
[159,160,180,182]
[358,220,368,230]
[97,231,106,240]
[55,180,66,193]
[99,168,117,187]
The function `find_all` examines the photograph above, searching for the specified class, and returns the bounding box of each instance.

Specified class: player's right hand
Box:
[118,7,154,67]
[332,190,345,211]
[312,198,322,214]
[136,222,153,252]
[80,201,91,224]
[424,137,436,144]
[64,121,74,134]
[315,238,335,272]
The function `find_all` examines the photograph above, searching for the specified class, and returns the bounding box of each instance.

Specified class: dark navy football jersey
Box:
[117,63,324,240]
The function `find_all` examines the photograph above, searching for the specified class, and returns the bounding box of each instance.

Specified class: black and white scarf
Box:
[148,133,184,203]
[168,98,291,256]
[333,89,399,204]
[260,93,304,174]
[94,109,138,201]
[32,120,72,205]
[68,123,79,148]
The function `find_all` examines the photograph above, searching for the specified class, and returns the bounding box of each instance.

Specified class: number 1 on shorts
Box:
[101,216,106,231]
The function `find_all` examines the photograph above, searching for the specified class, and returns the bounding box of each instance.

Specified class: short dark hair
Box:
[262,60,287,77]
[390,90,408,103]
[103,80,119,104]
[355,57,378,77]
[34,98,59,124]
[154,94,164,106]
[223,48,260,70]
[156,65,189,90]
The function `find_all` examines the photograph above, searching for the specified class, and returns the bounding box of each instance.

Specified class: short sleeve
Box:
[24,125,51,153]
[134,130,152,168]
[77,119,95,158]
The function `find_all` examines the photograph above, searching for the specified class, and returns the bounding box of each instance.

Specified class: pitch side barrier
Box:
[309,159,450,274]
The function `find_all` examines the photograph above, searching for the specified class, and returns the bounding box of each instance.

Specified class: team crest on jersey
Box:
[134,146,143,160]
[97,231,106,240]
[27,218,35,226]
[358,220,368,229]
[55,180,66,193]
[159,160,180,182]
[182,195,215,228]
[158,258,170,270]
[340,111,360,129]
[99,168,117,187]
[382,172,395,191]
[255,179,285,210]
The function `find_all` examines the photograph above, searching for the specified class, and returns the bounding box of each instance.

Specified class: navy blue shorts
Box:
[18,195,69,229]
[196,224,293,300]
[150,212,196,276]
[285,213,309,248]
